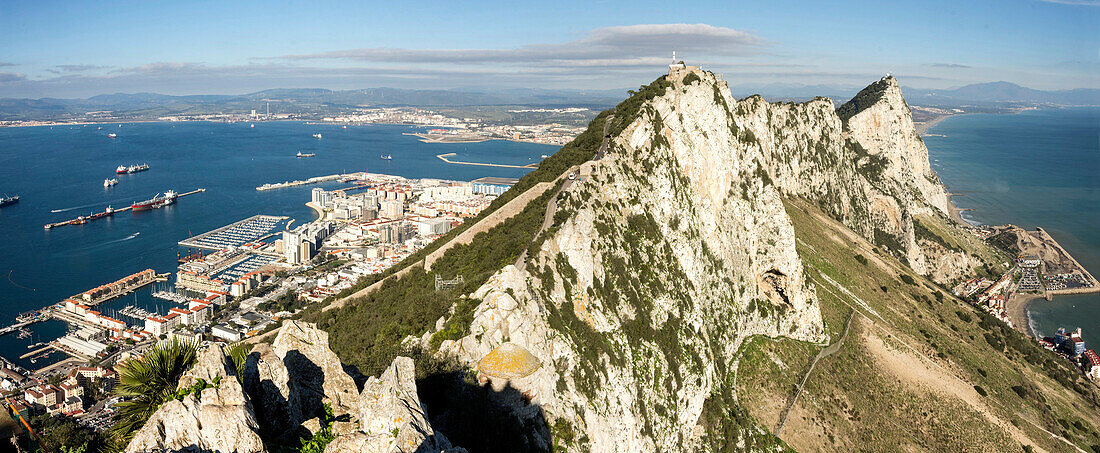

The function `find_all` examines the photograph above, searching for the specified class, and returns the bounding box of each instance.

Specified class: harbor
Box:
[42,188,206,230]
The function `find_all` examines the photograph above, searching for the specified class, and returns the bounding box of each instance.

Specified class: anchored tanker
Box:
[116,163,150,174]
[131,190,177,211]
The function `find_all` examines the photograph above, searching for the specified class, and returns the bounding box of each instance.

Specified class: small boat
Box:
[97,126,103,130]
[380,154,392,160]
[342,125,347,129]
[108,133,117,138]
[104,178,119,188]
[250,123,255,128]
[0,194,18,208]
[296,151,316,158]
[312,133,322,139]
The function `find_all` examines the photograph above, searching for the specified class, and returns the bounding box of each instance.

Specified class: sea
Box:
[923,107,1100,343]
[0,121,553,369]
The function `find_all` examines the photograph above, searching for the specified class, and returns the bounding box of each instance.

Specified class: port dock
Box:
[43,188,206,230]
[256,174,354,191]
[436,153,538,169]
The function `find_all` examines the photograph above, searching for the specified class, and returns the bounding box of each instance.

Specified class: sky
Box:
[0,0,1097,98]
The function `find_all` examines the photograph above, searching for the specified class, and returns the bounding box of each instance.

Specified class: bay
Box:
[0,121,553,368]
[924,107,1100,342]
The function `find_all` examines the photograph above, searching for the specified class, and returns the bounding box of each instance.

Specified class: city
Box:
[0,169,520,429]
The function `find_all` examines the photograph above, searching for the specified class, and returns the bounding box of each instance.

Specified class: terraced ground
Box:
[735,197,1100,453]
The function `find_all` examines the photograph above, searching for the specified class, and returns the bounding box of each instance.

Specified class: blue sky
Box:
[0,0,1097,97]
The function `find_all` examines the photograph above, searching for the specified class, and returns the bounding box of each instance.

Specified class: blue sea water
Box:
[923,107,1100,342]
[0,121,553,368]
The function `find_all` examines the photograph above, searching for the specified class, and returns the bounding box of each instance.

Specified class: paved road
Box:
[515,115,614,269]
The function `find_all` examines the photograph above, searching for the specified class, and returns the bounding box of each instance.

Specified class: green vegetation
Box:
[854,254,868,265]
[15,415,109,453]
[682,72,701,85]
[610,76,672,137]
[285,404,337,453]
[767,198,1100,452]
[258,291,309,313]
[430,297,479,350]
[111,339,199,442]
[171,376,220,401]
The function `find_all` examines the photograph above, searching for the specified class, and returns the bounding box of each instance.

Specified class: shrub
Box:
[899,274,916,285]
[974,385,988,397]
[854,254,868,265]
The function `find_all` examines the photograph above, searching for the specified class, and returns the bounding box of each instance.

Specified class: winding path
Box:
[776,312,854,435]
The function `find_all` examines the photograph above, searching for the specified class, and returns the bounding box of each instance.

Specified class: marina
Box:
[178,214,291,250]
[151,290,190,304]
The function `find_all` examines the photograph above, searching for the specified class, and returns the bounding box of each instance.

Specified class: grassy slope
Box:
[737,197,1100,452]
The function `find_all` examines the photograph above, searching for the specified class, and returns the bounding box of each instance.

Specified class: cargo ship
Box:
[0,194,18,208]
[296,151,316,158]
[89,206,115,220]
[108,133,117,138]
[131,190,177,211]
[116,163,150,174]
[104,178,119,188]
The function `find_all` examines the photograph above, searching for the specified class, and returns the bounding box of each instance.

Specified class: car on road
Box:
[568,172,576,180]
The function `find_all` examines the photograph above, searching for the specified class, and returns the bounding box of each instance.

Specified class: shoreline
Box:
[915,113,959,135]
[1007,293,1042,337]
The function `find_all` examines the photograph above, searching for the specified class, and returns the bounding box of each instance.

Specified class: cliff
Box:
[415,69,1097,451]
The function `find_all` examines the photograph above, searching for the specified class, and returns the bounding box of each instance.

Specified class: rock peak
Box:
[836,75,905,121]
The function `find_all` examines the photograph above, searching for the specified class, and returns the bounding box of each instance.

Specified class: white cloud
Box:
[277,23,766,67]
[1037,0,1100,5]
[0,72,26,83]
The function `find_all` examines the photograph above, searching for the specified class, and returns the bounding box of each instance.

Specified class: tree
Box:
[110,339,198,442]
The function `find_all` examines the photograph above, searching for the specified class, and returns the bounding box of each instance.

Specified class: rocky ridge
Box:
[422,69,991,451]
[125,321,457,453]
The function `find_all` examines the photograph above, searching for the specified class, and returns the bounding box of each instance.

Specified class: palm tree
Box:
[110,338,198,442]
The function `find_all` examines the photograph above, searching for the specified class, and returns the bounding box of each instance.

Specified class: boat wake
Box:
[61,232,141,255]
[7,270,35,292]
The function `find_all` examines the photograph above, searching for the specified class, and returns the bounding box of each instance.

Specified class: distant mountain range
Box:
[733,81,1100,107]
[0,80,1095,122]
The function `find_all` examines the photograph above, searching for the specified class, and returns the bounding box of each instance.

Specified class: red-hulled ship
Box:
[131,191,177,211]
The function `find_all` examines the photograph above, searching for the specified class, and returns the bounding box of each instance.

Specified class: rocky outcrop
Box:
[327,356,454,453]
[125,345,265,453]
[271,320,361,420]
[129,323,459,453]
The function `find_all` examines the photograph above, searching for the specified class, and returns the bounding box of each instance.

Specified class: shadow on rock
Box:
[417,365,550,453]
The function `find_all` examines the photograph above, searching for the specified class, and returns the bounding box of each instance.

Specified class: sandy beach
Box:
[915,113,956,135]
[1007,293,1041,337]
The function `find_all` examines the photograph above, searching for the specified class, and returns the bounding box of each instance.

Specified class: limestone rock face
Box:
[242,342,301,433]
[128,323,460,453]
[423,69,977,451]
[125,344,265,453]
[335,356,454,453]
[273,320,361,419]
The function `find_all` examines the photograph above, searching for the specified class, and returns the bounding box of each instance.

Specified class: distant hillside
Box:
[903,81,1100,106]
[0,87,623,121]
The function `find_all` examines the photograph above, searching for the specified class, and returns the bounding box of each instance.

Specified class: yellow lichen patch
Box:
[477,342,542,379]
[572,292,594,327]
